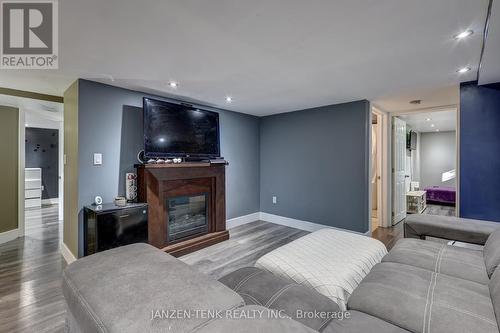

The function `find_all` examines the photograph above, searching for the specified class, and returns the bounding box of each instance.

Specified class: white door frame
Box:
[371,107,391,228]
[18,108,65,237]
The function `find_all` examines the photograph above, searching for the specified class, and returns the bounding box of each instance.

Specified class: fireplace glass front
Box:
[167,194,208,242]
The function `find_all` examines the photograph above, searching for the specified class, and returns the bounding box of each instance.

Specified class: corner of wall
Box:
[0,105,19,235]
[63,80,79,259]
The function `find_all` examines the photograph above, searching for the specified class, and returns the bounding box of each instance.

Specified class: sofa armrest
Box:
[404,214,500,245]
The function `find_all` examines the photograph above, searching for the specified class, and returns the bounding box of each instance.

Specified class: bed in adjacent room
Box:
[424,186,456,205]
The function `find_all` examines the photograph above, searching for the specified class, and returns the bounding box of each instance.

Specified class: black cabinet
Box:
[84,203,148,256]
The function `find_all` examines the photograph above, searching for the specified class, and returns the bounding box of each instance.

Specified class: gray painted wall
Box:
[260,100,371,233]
[76,79,371,253]
[420,131,456,188]
[77,79,260,220]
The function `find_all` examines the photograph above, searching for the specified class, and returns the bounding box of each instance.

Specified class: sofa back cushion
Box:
[489,267,500,329]
[484,227,500,278]
[219,267,340,332]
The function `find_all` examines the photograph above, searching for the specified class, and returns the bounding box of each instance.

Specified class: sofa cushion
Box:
[193,305,316,333]
[383,238,489,284]
[255,228,387,310]
[348,262,499,333]
[63,243,244,333]
[404,214,499,245]
[322,310,409,333]
[489,267,500,329]
[484,227,500,278]
[219,267,340,332]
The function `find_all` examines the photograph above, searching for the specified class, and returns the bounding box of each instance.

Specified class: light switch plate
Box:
[93,153,103,166]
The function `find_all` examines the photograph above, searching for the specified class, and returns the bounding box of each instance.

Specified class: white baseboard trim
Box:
[259,212,370,236]
[61,242,77,264]
[226,212,261,229]
[0,228,19,245]
[42,198,59,205]
[226,211,370,236]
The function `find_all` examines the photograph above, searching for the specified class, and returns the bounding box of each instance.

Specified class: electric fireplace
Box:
[136,162,228,257]
[167,194,208,242]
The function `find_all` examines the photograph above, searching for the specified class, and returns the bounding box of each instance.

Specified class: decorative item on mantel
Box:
[126,172,138,202]
[114,196,127,207]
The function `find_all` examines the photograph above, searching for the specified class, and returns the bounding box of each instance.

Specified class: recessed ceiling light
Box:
[457,67,471,74]
[25,123,29,127]
[225,96,232,103]
[454,30,473,40]
[169,81,178,88]
[436,129,440,132]
[426,118,431,122]
[430,124,435,128]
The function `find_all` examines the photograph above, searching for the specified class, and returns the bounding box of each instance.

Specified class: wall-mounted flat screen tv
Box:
[407,130,417,150]
[143,98,220,158]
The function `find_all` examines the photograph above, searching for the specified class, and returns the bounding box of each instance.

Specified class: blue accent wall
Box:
[460,81,500,222]
[260,100,371,233]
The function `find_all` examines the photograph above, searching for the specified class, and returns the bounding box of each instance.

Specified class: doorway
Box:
[23,106,64,237]
[0,94,64,241]
[392,108,458,224]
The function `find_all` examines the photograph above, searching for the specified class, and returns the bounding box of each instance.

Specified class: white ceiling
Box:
[0,0,492,116]
[374,85,459,113]
[0,95,63,117]
[398,109,457,133]
[479,0,500,84]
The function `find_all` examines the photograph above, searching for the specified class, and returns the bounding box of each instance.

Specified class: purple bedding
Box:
[424,186,456,205]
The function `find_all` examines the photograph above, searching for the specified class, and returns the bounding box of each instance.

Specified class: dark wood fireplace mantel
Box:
[137,163,228,256]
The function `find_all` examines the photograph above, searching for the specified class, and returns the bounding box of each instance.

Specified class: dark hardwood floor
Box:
[180,220,308,279]
[371,221,404,250]
[0,205,66,333]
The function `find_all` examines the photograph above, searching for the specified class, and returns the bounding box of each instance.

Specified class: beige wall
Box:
[0,106,19,233]
[63,81,79,257]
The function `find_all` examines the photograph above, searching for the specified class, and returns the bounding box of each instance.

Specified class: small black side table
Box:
[83,202,148,256]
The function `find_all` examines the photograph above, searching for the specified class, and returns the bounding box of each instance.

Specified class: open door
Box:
[392,117,407,224]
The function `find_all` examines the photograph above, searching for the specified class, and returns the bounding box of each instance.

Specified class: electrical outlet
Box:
[272,196,277,204]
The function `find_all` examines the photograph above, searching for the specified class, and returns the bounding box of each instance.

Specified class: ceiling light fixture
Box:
[225,96,232,103]
[426,118,431,122]
[431,124,435,128]
[436,129,440,132]
[454,30,473,40]
[25,123,29,127]
[169,81,178,88]
[457,67,471,74]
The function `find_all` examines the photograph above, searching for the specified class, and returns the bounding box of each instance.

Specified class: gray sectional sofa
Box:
[63,214,500,332]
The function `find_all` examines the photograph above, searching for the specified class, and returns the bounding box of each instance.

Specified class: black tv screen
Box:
[407,131,417,150]
[143,98,220,158]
